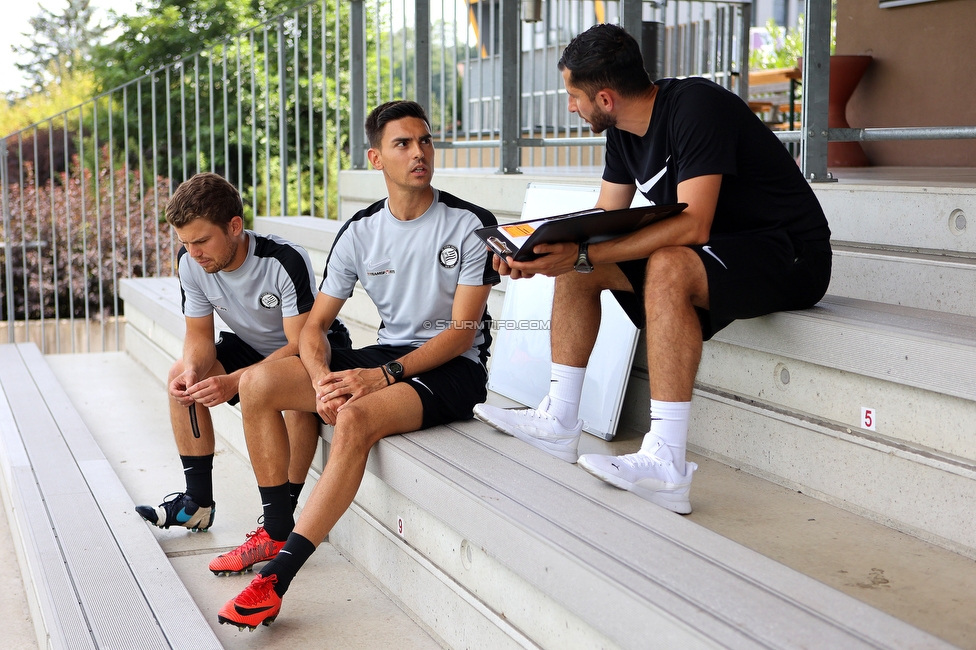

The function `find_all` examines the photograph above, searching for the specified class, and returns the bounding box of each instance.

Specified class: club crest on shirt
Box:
[439,244,459,268]
[259,292,281,309]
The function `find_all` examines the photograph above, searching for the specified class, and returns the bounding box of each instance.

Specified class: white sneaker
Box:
[473,396,582,463]
[577,440,697,514]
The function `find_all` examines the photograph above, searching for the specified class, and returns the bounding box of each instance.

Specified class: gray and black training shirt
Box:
[178,230,318,357]
[319,189,500,365]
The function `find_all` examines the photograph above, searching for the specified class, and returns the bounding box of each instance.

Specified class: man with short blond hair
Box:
[136,172,350,543]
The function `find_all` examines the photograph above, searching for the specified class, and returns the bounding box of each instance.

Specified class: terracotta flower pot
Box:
[827,55,873,167]
[798,55,874,167]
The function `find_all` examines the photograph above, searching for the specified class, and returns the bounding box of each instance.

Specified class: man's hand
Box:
[495,241,580,279]
[169,370,198,407]
[311,367,387,423]
[185,374,238,408]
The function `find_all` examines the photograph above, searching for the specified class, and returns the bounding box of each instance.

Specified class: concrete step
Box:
[0,344,221,650]
[815,181,976,256]
[830,244,976,317]
[619,295,976,557]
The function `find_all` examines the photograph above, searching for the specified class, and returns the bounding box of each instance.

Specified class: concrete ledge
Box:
[713,296,976,403]
[0,343,220,650]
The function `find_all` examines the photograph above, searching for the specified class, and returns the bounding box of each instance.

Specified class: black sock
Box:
[288,481,305,513]
[180,454,214,507]
[260,532,316,597]
[258,483,294,542]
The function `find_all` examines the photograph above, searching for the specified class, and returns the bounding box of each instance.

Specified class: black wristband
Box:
[380,365,392,386]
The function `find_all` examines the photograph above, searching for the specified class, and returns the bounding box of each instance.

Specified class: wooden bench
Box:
[0,343,220,650]
[748,66,802,130]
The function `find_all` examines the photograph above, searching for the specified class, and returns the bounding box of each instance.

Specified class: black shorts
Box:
[214,320,352,406]
[328,345,488,430]
[214,332,265,406]
[613,230,832,341]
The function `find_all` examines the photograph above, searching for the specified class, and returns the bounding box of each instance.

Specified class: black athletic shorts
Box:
[612,230,832,341]
[213,332,265,406]
[214,319,353,406]
[328,344,488,430]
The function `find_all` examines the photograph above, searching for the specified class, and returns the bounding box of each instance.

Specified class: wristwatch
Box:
[574,242,594,273]
[384,360,405,383]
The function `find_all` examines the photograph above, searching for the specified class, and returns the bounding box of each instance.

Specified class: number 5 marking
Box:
[861,407,876,431]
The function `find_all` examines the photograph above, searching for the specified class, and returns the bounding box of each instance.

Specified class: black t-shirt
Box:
[603,77,830,241]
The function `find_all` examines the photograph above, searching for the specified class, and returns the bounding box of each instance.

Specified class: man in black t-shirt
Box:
[474,23,831,514]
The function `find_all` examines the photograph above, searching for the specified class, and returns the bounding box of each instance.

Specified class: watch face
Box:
[386,361,404,380]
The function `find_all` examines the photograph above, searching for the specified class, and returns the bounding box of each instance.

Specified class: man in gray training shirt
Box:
[216,101,499,631]
[136,173,350,557]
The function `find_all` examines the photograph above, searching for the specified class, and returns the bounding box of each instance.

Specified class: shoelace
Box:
[160,491,187,505]
[514,407,556,421]
[620,451,666,470]
[235,528,267,552]
[160,492,192,514]
[237,574,278,606]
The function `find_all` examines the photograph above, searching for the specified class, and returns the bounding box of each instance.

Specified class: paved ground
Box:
[0,501,38,650]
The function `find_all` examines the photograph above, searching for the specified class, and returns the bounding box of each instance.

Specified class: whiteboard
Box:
[487,183,646,440]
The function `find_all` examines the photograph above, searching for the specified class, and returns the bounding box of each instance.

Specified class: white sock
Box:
[641,400,691,471]
[543,363,585,426]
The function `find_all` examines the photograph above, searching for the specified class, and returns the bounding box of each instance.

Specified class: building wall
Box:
[838,0,976,166]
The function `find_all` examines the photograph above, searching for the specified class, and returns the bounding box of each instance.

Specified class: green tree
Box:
[12,0,109,93]
[91,0,299,90]
[89,0,364,218]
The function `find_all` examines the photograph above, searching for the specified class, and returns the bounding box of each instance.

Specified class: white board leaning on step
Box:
[487,183,647,440]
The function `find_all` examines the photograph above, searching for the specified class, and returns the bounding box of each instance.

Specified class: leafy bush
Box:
[1,148,176,320]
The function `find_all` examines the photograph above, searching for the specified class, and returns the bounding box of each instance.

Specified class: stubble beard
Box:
[586,105,616,134]
[204,239,239,274]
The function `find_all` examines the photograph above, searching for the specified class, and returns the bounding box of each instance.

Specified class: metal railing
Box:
[2,0,974,353]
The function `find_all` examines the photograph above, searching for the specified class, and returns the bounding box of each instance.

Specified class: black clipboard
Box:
[476,202,687,261]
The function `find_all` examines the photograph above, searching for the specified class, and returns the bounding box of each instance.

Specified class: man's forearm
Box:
[183,336,217,378]
[299,329,332,383]
[396,328,475,378]
[255,341,301,366]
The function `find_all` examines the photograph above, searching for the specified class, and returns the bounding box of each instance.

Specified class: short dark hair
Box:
[364,101,430,148]
[558,23,652,99]
[165,173,243,230]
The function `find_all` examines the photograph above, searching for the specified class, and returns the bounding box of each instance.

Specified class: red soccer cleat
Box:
[209,527,285,575]
[217,574,282,630]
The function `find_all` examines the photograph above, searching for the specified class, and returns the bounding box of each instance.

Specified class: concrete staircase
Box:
[115,167,975,648]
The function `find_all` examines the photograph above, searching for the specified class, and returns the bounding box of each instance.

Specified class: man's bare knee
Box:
[645,247,708,307]
[239,363,275,404]
[331,406,374,458]
[168,358,187,384]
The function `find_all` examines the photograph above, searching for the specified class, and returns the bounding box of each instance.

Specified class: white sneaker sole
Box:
[473,405,579,464]
[578,456,692,514]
